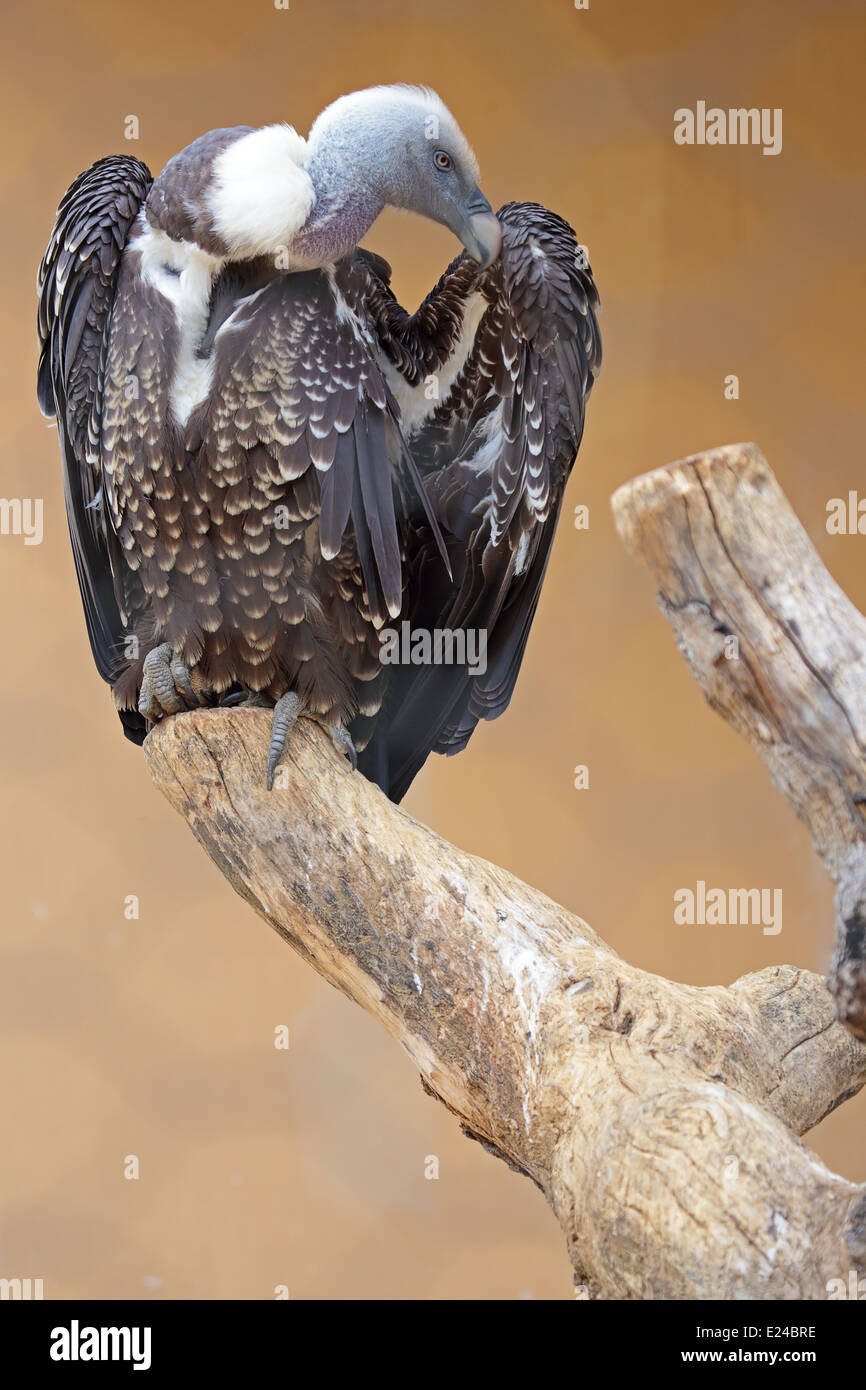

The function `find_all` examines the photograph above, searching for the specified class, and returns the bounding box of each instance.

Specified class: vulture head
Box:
[301,84,502,270]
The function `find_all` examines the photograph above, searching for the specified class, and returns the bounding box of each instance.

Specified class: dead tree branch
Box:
[144,587,866,1299]
[612,442,866,1041]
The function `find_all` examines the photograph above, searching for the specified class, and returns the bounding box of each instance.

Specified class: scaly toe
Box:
[138,643,201,721]
[267,691,301,791]
[169,651,200,709]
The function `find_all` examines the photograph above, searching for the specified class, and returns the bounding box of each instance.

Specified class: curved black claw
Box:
[267,691,301,791]
[265,694,357,791]
[329,725,357,771]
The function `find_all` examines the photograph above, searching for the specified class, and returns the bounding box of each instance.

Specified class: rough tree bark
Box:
[611,443,866,1041]
[144,443,866,1300]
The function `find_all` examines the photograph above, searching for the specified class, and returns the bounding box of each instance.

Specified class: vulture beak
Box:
[456,191,502,270]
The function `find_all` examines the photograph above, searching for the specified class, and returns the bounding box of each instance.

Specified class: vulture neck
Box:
[294,138,385,268]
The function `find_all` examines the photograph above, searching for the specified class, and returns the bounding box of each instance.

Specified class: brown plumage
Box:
[37,96,600,799]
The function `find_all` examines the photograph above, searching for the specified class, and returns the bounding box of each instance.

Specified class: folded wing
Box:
[355,202,602,800]
[37,155,153,740]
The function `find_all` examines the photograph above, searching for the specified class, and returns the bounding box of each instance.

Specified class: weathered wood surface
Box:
[145,694,866,1299]
[612,442,866,1040]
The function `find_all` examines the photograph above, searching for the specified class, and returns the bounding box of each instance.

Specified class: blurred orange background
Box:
[0,0,863,1299]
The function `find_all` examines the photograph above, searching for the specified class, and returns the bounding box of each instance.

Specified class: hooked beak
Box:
[455,190,502,270]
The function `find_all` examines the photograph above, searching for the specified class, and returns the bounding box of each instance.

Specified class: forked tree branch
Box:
[612,443,866,1040]
[144,443,866,1300]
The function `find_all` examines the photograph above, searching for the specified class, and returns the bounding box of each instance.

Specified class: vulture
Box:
[37,85,601,801]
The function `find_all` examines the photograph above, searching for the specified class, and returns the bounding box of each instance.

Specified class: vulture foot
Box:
[266,692,357,791]
[327,724,358,772]
[138,643,205,721]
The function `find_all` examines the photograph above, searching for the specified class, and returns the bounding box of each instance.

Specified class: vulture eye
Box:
[433,149,453,172]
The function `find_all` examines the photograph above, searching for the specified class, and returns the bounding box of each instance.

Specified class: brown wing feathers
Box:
[356,202,601,801]
[39,162,599,798]
[37,156,154,743]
